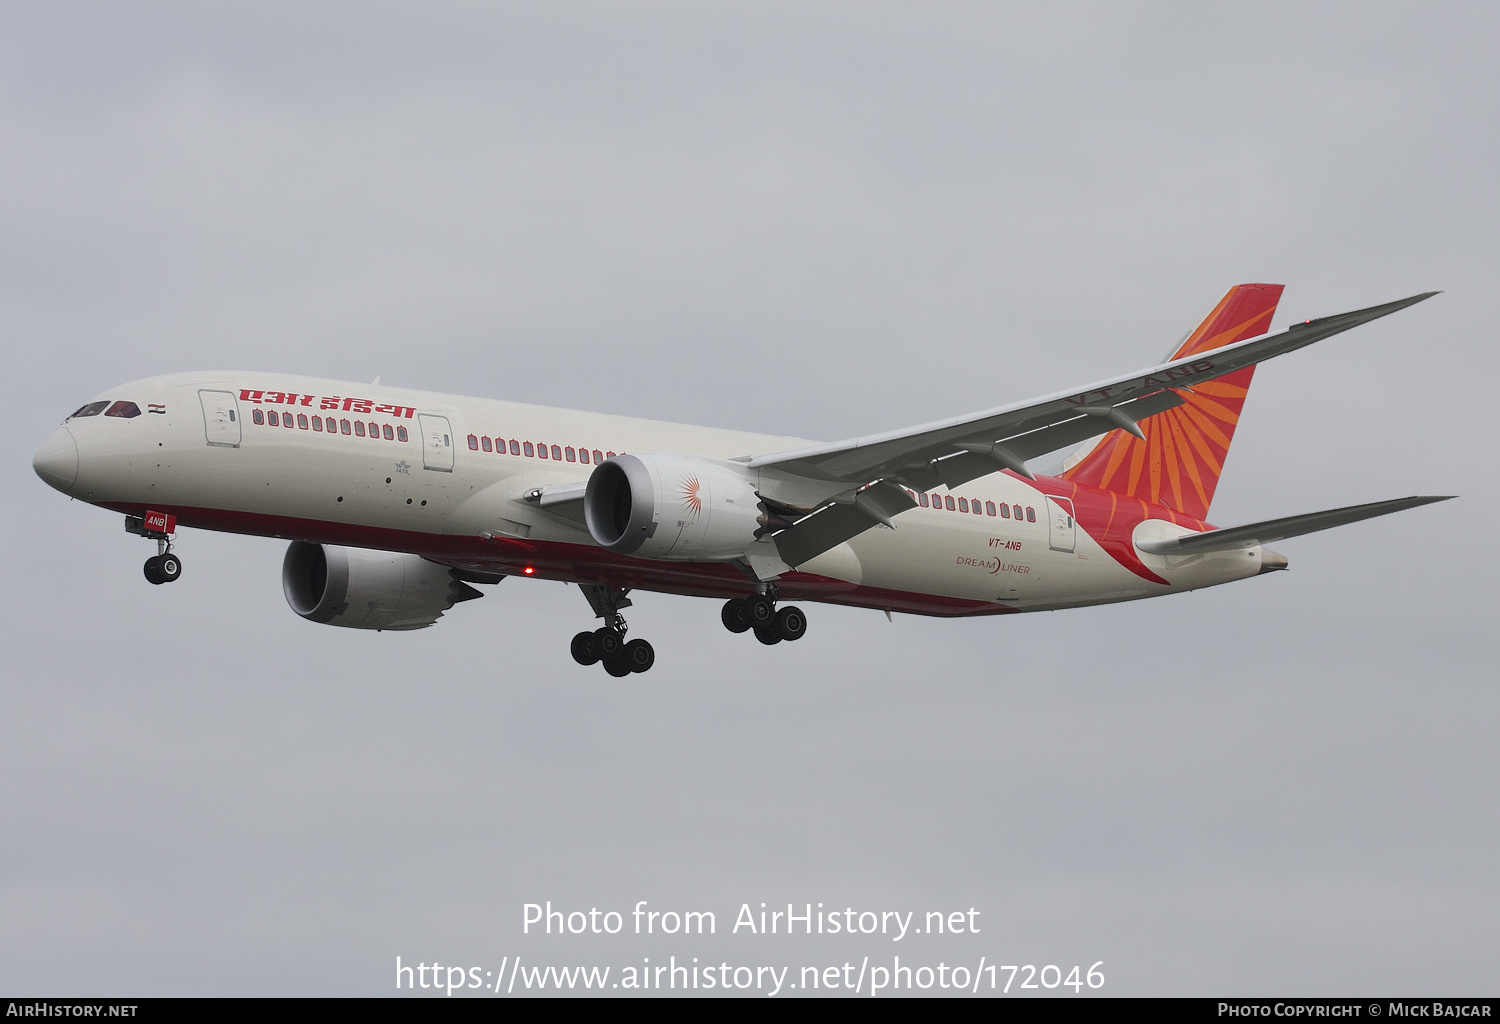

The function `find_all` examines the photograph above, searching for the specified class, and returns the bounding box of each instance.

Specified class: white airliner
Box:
[33,285,1449,675]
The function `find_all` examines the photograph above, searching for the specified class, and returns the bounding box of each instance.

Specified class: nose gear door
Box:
[199,389,241,447]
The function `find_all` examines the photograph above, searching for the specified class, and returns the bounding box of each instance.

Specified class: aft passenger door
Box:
[419,414,454,472]
[199,390,241,447]
[1046,496,1076,553]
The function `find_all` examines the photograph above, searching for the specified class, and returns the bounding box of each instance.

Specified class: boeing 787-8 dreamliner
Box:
[32,285,1449,675]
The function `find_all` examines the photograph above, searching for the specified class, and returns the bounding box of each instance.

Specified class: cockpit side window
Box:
[69,401,110,420]
[104,401,142,418]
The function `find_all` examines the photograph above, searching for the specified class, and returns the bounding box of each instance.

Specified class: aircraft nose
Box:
[33,426,78,493]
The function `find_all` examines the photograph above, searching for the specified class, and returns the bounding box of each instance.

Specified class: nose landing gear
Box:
[722,590,807,646]
[143,550,182,585]
[127,512,183,586]
[572,584,655,676]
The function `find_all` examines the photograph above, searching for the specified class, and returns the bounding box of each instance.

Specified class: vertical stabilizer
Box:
[1061,283,1284,520]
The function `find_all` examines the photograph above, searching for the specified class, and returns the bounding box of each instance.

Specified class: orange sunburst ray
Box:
[1182,390,1241,428]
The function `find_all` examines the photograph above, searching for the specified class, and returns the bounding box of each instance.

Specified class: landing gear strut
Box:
[572,584,655,676]
[127,513,183,586]
[722,588,807,646]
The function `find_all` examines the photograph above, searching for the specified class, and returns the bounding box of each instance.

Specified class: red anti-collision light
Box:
[523,566,535,575]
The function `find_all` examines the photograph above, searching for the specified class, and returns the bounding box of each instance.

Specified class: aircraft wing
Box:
[747,292,1437,491]
[1135,495,1454,555]
[750,291,1436,567]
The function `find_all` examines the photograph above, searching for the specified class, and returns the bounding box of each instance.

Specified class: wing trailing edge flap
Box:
[1135,495,1454,555]
[920,389,1186,492]
[772,482,916,568]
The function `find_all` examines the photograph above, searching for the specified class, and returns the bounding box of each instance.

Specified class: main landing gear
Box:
[126,514,184,586]
[721,590,807,646]
[571,584,655,676]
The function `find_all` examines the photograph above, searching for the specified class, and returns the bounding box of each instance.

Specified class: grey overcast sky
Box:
[3,1,1497,997]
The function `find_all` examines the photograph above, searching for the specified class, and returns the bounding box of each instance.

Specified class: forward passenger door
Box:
[419,414,454,472]
[198,390,241,448]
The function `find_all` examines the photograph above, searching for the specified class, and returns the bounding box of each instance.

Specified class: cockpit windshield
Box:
[68,401,110,420]
[103,401,141,418]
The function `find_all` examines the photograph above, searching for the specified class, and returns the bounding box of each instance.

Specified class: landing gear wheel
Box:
[775,605,806,641]
[571,631,601,666]
[754,625,782,646]
[624,638,655,673]
[595,627,623,659]
[157,552,182,584]
[143,555,164,585]
[721,599,752,634]
[603,658,632,678]
[746,594,776,628]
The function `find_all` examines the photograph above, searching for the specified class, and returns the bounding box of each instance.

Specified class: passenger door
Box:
[1046,496,1076,553]
[199,390,241,447]
[419,414,454,472]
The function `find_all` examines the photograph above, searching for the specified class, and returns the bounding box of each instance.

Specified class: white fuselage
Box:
[38,372,1269,616]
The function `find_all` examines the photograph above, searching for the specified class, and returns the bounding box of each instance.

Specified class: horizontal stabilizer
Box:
[1136,495,1454,555]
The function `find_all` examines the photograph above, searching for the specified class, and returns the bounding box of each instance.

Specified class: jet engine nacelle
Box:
[584,453,764,560]
[282,542,482,630]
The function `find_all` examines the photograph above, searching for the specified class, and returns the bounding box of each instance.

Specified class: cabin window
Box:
[523,442,534,457]
[958,498,968,512]
[1026,507,1036,522]
[383,424,394,440]
[70,401,110,419]
[284,414,294,428]
[1000,504,1010,518]
[565,446,576,462]
[253,409,265,425]
[267,410,279,426]
[538,443,548,459]
[468,434,479,450]
[607,451,616,459]
[104,401,142,418]
[340,419,352,435]
[578,448,590,465]
[368,421,379,437]
[918,492,929,507]
[396,425,408,442]
[985,501,996,516]
[354,421,365,436]
[511,440,521,455]
[593,450,604,463]
[481,437,492,452]
[944,495,955,511]
[297,414,309,429]
[551,445,562,460]
[1013,504,1022,519]
[971,498,982,514]
[311,416,322,431]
